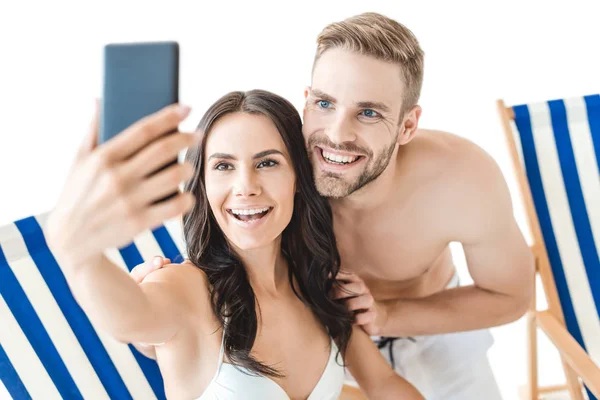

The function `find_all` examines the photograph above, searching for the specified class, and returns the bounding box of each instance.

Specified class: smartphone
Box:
[99,41,180,202]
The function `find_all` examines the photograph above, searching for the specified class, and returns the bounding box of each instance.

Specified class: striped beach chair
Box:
[0,213,186,399]
[498,95,600,400]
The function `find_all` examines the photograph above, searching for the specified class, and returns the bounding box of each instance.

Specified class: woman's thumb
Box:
[76,99,99,161]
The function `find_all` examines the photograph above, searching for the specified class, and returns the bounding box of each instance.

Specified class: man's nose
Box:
[325,114,357,145]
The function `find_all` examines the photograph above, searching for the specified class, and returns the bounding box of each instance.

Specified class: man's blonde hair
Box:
[314,12,424,116]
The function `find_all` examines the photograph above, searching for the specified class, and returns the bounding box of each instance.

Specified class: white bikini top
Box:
[196,331,344,400]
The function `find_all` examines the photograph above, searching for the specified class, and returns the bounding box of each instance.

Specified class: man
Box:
[133,12,533,399]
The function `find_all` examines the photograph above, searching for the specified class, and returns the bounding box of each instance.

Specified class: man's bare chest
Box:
[333,212,452,297]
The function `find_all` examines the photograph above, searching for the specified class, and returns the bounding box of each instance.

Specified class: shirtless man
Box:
[133,12,534,399]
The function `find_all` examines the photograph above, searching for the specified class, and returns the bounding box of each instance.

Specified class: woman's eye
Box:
[215,163,232,171]
[257,159,278,168]
[318,100,331,109]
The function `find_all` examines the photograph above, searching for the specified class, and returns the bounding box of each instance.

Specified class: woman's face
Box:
[204,112,297,251]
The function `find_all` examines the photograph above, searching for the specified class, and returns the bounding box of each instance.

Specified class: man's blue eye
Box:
[318,100,331,109]
[362,109,378,118]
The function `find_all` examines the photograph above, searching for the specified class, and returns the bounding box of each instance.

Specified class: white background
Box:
[1,0,599,398]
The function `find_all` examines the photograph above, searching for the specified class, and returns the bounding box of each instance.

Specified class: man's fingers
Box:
[354,310,376,325]
[345,294,374,311]
[335,270,361,283]
[102,104,191,162]
[332,281,368,299]
[130,260,154,283]
[130,256,169,283]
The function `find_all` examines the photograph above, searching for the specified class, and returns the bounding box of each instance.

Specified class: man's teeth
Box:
[322,151,358,164]
[230,207,270,216]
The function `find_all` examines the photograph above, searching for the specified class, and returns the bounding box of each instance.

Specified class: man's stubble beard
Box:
[310,139,397,199]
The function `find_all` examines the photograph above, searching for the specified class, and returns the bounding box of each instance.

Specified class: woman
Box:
[47,90,423,399]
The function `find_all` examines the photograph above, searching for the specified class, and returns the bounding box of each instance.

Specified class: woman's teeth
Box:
[229,207,271,221]
[230,207,270,216]
[322,150,359,165]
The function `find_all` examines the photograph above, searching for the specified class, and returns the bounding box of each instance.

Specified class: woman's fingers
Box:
[47,104,196,265]
[123,130,200,180]
[90,191,195,250]
[75,100,100,162]
[101,104,191,163]
[83,159,196,246]
[142,192,196,232]
[129,162,195,206]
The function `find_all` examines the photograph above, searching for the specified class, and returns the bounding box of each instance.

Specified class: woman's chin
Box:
[228,237,276,252]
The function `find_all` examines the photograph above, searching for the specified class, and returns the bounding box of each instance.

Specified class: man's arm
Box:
[380,143,534,336]
[337,142,535,337]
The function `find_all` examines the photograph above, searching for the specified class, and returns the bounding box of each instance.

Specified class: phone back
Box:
[99,41,179,144]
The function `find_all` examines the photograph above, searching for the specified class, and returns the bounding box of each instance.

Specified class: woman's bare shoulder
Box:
[140,259,213,316]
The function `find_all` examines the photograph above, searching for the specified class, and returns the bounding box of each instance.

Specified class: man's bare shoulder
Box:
[405,129,504,191]
[401,129,513,234]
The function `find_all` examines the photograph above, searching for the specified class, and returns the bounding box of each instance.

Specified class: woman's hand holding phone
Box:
[46,104,198,270]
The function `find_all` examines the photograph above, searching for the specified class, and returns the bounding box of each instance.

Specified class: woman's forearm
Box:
[345,326,424,400]
[63,255,174,343]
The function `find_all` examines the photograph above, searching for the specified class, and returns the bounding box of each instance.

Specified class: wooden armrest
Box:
[537,310,600,397]
[340,384,366,400]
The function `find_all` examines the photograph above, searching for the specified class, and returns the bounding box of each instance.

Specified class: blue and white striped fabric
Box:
[512,94,600,400]
[0,213,187,400]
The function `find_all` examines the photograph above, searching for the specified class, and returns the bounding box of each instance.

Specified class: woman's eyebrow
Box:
[208,152,235,161]
[207,149,284,161]
[253,149,284,159]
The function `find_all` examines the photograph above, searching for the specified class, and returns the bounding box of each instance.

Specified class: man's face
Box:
[303,48,406,199]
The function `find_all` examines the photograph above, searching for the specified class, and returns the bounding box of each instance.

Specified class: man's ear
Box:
[302,86,311,118]
[397,105,422,145]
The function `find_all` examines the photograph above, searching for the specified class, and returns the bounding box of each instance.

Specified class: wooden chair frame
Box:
[497,99,600,399]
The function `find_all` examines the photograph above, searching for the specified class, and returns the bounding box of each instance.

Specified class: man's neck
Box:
[329,150,400,214]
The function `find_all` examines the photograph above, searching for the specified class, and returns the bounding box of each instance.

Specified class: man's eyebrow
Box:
[310,89,390,113]
[356,101,391,113]
[309,89,337,103]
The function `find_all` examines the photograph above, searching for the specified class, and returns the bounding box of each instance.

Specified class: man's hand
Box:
[332,271,388,336]
[130,256,171,283]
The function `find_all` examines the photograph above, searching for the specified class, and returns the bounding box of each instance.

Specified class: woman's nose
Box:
[232,170,261,198]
